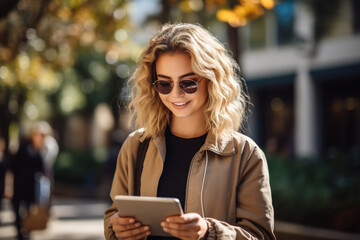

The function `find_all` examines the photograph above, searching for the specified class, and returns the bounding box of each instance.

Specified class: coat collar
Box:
[152,129,235,157]
[202,130,235,156]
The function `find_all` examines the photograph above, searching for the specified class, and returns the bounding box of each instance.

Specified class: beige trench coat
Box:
[104,129,275,240]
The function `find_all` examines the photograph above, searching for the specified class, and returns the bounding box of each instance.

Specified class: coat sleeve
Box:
[206,145,275,240]
[103,132,140,240]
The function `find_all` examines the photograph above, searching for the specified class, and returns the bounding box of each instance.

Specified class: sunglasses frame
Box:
[153,78,203,95]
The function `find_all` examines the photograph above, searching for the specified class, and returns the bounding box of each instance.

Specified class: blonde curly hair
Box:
[128,23,250,142]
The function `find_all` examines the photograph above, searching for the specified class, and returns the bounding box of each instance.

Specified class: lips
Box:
[173,102,186,106]
[171,101,190,109]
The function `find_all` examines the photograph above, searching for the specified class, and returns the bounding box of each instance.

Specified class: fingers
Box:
[165,213,200,224]
[161,213,208,240]
[115,225,151,240]
[110,213,151,240]
[162,224,202,240]
[110,213,135,226]
[161,220,200,233]
[111,214,137,232]
[112,220,141,232]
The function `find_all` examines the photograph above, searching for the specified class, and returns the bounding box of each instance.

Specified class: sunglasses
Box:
[153,78,203,94]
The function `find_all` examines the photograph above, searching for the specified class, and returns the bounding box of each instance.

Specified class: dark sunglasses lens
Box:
[154,81,172,94]
[179,80,198,94]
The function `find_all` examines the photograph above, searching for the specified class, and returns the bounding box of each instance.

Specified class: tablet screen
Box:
[114,195,183,237]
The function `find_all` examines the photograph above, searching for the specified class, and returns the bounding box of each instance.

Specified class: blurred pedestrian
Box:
[38,123,58,217]
[0,137,7,225]
[40,125,59,180]
[104,23,275,240]
[11,122,49,240]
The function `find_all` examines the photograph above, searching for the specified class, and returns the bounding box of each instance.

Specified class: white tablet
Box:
[114,195,184,237]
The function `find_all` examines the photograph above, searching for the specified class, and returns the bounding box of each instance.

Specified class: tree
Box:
[154,0,275,63]
[0,0,139,155]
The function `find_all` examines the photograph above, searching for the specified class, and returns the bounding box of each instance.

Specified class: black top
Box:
[148,127,207,240]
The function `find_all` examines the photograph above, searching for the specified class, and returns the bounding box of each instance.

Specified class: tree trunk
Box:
[227,25,242,67]
[0,90,11,158]
[160,0,170,24]
[0,0,21,19]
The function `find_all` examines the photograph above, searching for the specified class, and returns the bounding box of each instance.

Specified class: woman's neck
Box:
[170,116,207,139]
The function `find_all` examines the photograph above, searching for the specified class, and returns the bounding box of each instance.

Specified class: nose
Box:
[170,82,184,97]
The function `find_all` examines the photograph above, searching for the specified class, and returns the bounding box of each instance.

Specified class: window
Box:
[352,0,360,33]
[275,0,295,45]
[248,14,266,49]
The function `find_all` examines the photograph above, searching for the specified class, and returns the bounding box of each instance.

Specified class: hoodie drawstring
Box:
[200,150,208,218]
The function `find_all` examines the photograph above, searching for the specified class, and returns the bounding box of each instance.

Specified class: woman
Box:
[104,23,275,240]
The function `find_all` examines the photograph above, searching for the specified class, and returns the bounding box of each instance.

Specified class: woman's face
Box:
[31,131,45,150]
[155,52,208,122]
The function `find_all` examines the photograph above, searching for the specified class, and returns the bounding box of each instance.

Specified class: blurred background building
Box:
[0,0,359,238]
[242,0,360,159]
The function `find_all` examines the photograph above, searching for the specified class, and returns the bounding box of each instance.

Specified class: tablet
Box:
[114,195,184,237]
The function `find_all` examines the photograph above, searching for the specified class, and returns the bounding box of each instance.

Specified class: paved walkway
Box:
[2,198,360,240]
[0,198,109,240]
[275,221,360,240]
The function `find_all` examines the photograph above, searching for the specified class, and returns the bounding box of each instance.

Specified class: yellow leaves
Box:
[0,66,9,80]
[59,83,86,114]
[0,0,137,119]
[180,0,204,12]
[57,6,72,20]
[238,1,265,18]
[215,0,275,27]
[66,0,87,9]
[17,53,31,70]
[37,67,60,92]
[0,65,15,87]
[217,9,248,27]
[113,8,126,21]
[80,31,96,46]
[56,5,98,48]
[74,7,94,24]
[0,54,60,119]
[25,91,53,120]
[2,52,61,92]
[114,29,128,43]
[260,0,275,9]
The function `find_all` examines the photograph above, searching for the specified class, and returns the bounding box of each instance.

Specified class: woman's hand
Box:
[161,213,208,240]
[110,212,151,240]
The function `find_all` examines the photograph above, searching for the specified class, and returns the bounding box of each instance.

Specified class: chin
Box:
[171,111,192,119]
[172,113,190,119]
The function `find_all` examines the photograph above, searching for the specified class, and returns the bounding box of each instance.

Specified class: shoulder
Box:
[114,129,146,167]
[124,128,145,145]
[232,131,265,159]
[121,128,146,150]
[232,131,259,149]
[231,133,270,183]
[127,128,145,140]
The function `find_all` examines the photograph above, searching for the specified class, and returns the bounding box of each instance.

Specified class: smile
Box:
[173,102,186,106]
[171,101,190,108]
